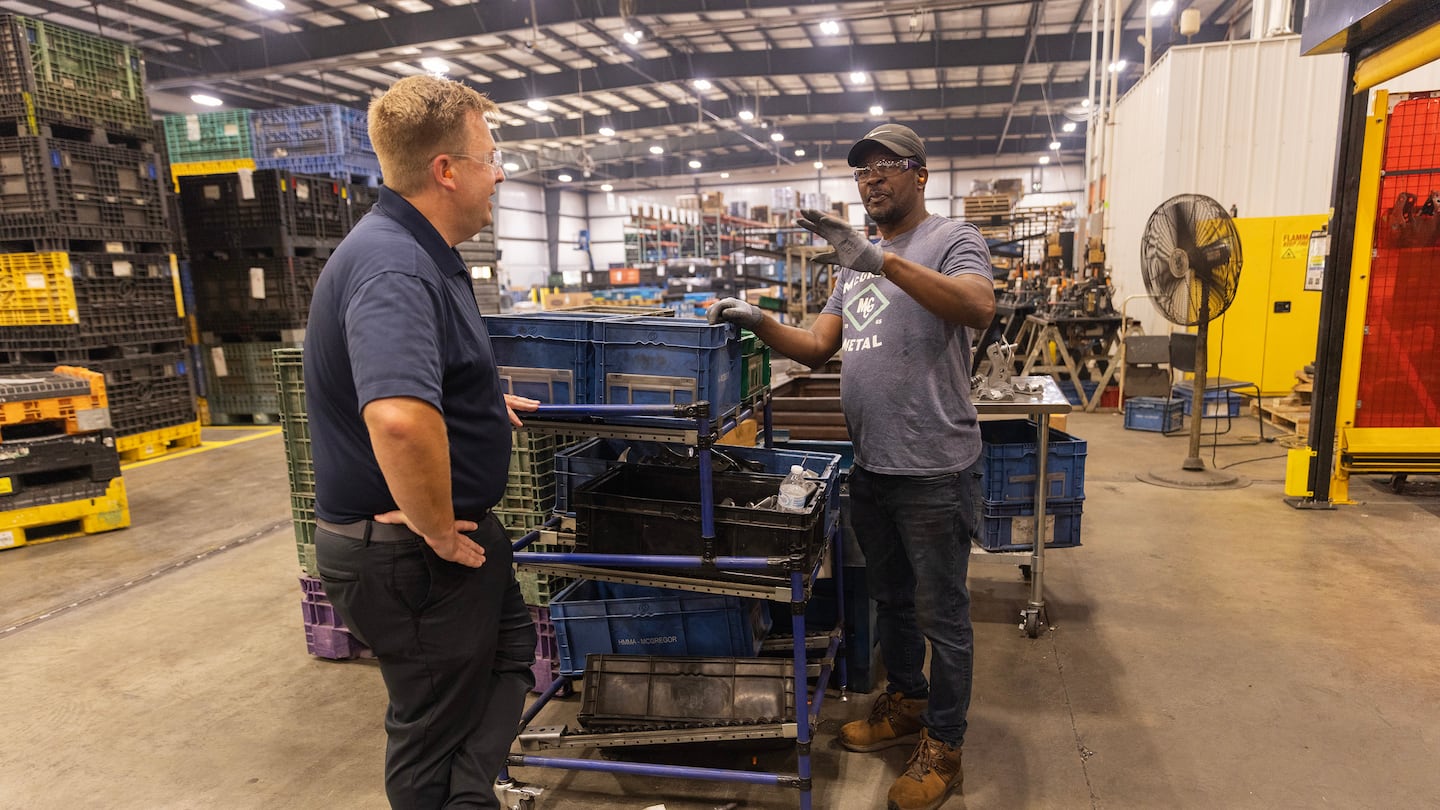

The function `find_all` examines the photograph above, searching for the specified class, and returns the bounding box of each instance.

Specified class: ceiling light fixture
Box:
[246,0,284,10]
[557,173,573,182]
[849,71,867,85]
[1038,155,1051,165]
[738,109,755,121]
[1150,0,1174,15]
[720,172,730,179]
[1107,60,1128,73]
[869,105,884,116]
[598,126,615,137]
[622,29,643,45]
[813,160,824,169]
[794,148,805,157]
[770,132,784,142]
[420,58,449,75]
[688,159,702,169]
[1049,140,1062,150]
[1081,98,1092,108]
[693,79,712,90]
[190,93,223,107]
[502,161,520,172]
[600,183,614,192]
[526,99,548,111]
[819,20,840,35]
[649,145,664,154]
[1062,121,1078,132]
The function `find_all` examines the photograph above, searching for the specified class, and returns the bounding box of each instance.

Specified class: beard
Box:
[864,195,902,225]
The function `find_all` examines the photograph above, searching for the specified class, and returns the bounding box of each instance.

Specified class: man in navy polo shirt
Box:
[304,75,539,809]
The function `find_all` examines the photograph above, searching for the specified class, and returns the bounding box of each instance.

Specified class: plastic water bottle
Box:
[777,465,809,513]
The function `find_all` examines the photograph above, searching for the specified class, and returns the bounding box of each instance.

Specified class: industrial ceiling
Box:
[0,0,1242,186]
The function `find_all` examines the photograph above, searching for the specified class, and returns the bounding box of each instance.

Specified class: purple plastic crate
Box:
[304,622,371,660]
[529,605,572,696]
[298,575,326,599]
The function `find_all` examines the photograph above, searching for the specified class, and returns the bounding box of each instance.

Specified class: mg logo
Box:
[844,282,889,331]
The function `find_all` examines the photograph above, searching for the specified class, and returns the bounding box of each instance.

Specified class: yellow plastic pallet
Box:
[170,158,258,191]
[0,252,78,326]
[0,477,129,550]
[116,420,203,463]
[0,366,110,437]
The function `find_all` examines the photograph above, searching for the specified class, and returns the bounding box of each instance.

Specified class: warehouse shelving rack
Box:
[500,397,846,810]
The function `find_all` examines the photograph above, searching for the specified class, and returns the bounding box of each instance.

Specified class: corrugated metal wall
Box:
[1106,36,1346,336]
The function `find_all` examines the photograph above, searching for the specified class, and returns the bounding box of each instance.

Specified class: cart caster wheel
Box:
[1023,612,1041,638]
[1019,564,1032,581]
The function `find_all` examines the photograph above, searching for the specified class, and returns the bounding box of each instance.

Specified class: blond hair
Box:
[368,75,498,195]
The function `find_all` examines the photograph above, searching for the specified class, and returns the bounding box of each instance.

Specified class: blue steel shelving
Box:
[501,397,846,810]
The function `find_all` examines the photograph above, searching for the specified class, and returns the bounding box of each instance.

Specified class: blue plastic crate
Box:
[979,499,1084,552]
[250,105,373,160]
[254,153,382,185]
[549,580,772,676]
[1124,396,1185,432]
[1059,379,1098,406]
[592,317,741,414]
[978,419,1087,506]
[1172,385,1244,418]
[484,312,613,404]
[553,438,842,514]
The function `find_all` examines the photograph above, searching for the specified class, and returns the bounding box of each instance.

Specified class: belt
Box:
[317,519,419,543]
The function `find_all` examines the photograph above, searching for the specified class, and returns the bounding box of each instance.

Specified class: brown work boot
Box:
[886,729,963,810]
[839,691,926,752]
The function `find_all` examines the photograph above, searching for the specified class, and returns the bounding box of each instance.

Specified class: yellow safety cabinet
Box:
[1209,215,1328,397]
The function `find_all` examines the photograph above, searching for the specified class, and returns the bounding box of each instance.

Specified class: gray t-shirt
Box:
[820,213,993,474]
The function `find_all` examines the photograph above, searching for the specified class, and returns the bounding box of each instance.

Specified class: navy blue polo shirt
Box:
[304,187,511,523]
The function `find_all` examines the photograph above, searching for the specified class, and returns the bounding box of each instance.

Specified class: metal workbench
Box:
[972,375,1074,637]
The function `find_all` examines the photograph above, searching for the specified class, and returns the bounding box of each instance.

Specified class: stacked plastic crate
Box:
[976,420,1088,551]
[272,346,371,659]
[505,428,574,694]
[179,168,350,423]
[0,14,199,463]
[0,367,129,549]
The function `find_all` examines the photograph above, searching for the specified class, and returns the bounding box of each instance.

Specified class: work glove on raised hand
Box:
[796,208,885,276]
[707,297,765,329]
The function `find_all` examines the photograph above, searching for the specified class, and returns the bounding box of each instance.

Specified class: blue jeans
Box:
[848,462,980,747]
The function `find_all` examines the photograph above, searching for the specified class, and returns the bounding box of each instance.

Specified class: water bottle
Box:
[777,465,809,513]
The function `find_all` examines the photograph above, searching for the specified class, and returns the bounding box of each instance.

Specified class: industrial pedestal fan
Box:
[1138,194,1246,488]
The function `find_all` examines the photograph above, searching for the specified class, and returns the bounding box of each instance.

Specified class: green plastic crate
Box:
[0,15,150,131]
[162,109,254,164]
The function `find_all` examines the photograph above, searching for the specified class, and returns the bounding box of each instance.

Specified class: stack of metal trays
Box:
[578,655,795,731]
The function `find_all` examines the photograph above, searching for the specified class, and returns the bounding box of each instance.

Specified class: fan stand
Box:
[1139,273,1249,490]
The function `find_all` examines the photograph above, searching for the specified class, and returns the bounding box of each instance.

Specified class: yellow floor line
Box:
[121,427,282,470]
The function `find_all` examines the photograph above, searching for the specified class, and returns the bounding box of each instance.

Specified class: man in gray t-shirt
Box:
[709,123,994,810]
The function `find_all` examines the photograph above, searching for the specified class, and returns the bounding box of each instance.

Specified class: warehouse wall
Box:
[1106,36,1347,337]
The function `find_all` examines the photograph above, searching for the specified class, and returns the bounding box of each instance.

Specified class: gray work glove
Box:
[797,208,885,276]
[707,297,764,329]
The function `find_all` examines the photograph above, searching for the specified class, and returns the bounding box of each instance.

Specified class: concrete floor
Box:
[1,414,1438,810]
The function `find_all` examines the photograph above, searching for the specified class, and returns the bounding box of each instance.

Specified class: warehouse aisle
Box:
[1,415,1437,809]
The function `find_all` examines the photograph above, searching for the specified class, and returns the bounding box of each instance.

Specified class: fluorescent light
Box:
[246,0,284,10]
[598,126,615,137]
[600,183,614,191]
[1150,0,1174,15]
[693,79,712,90]
[869,105,884,116]
[794,148,805,157]
[1039,155,1051,165]
[688,159,702,169]
[1049,140,1061,150]
[526,99,548,111]
[557,173,573,182]
[502,161,520,172]
[738,109,755,121]
[820,20,840,35]
[420,58,449,75]
[849,71,867,85]
[649,145,664,155]
[1062,121,1077,133]
[190,93,223,107]
[813,160,824,169]
[720,172,730,179]
[770,132,784,142]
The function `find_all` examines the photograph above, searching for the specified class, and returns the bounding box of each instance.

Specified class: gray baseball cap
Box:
[848,123,927,167]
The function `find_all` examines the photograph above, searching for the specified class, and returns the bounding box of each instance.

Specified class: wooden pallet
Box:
[1256,397,1310,435]
[963,194,1015,218]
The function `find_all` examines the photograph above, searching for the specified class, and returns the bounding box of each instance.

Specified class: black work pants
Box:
[316,515,536,809]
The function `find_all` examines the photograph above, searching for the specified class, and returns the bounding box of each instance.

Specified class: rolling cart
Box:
[501,398,846,810]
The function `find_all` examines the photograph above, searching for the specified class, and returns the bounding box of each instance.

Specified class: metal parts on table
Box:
[972,342,1046,402]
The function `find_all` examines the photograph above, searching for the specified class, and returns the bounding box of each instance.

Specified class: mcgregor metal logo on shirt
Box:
[843,280,889,332]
